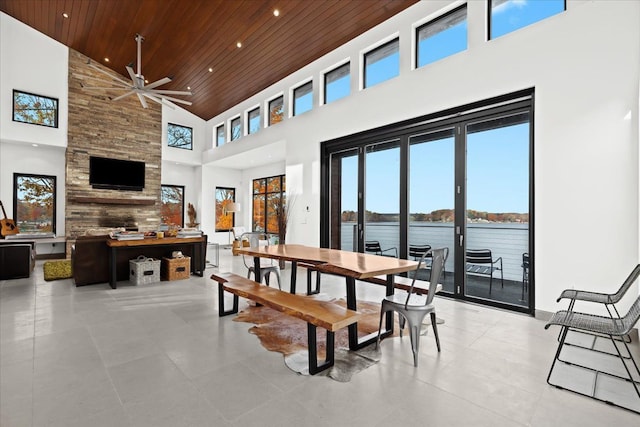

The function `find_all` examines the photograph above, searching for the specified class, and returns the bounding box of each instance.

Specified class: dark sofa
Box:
[0,240,35,280]
[71,234,207,286]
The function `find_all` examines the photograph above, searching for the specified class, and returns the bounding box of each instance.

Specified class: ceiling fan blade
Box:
[112,91,136,101]
[144,77,172,90]
[87,62,133,87]
[148,89,193,96]
[137,93,149,108]
[81,86,131,91]
[125,65,140,86]
[154,94,192,106]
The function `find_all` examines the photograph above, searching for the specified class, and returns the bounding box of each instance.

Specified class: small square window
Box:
[364,38,399,89]
[268,96,284,126]
[324,63,350,104]
[216,124,225,147]
[12,90,58,128]
[230,117,241,141]
[416,5,467,68]
[248,107,261,134]
[293,81,312,116]
[167,123,193,150]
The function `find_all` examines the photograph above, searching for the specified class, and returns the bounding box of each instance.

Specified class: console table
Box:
[106,236,206,289]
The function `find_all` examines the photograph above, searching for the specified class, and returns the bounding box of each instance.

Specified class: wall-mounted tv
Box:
[89,156,145,191]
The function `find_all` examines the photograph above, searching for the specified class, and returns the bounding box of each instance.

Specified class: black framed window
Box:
[13,173,57,233]
[160,185,184,227]
[167,123,193,150]
[216,124,225,147]
[416,5,467,68]
[248,107,261,134]
[293,81,312,116]
[324,63,350,104]
[252,175,285,233]
[12,90,58,128]
[268,96,284,126]
[489,0,565,40]
[364,38,399,89]
[215,187,236,231]
[230,116,241,141]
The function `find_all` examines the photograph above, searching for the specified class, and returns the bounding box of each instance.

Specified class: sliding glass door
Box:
[408,129,455,292]
[322,91,533,313]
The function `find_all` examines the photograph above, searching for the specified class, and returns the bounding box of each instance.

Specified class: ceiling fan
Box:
[82,33,192,109]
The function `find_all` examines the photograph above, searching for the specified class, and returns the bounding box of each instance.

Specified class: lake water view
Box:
[341,222,529,281]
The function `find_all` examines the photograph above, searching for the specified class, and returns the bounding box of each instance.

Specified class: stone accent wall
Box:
[66,49,162,254]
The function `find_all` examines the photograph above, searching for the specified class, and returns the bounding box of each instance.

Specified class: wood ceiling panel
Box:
[0,0,418,120]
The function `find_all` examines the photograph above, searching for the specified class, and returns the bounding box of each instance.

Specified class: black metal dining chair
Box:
[365,240,397,258]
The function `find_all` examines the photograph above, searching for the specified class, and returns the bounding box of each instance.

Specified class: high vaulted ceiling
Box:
[1,0,418,120]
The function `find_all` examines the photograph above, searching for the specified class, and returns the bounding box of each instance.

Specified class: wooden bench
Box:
[210,272,362,374]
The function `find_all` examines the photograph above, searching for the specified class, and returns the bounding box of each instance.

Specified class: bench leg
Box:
[307,324,334,375]
[218,282,238,316]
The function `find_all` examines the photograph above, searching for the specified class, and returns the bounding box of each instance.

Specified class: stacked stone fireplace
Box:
[65,49,162,255]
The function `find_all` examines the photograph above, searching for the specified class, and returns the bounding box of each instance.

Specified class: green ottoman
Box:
[43,259,73,281]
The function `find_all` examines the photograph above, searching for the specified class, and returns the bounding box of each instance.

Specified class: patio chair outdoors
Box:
[365,240,398,258]
[544,294,640,413]
[521,252,530,300]
[465,249,503,293]
[376,247,448,367]
[409,244,431,261]
[240,232,281,290]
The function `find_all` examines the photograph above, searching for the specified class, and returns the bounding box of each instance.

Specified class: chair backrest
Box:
[466,249,492,265]
[409,244,431,260]
[232,227,246,240]
[406,247,448,308]
[240,232,273,268]
[612,264,640,303]
[365,241,382,254]
[620,293,640,335]
[522,252,530,268]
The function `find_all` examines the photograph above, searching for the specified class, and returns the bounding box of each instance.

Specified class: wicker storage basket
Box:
[129,256,161,285]
[162,256,190,281]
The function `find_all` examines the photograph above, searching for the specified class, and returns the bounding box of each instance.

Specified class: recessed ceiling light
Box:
[236,42,242,48]
[273,9,280,17]
[62,12,69,19]
[187,86,191,90]
[104,57,109,62]
[208,67,213,72]
[145,79,149,84]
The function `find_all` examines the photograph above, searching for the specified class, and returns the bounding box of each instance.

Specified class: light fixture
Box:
[62,12,69,18]
[273,9,280,17]
[104,57,109,62]
[208,67,213,72]
[187,86,191,90]
[224,202,240,246]
[236,42,242,48]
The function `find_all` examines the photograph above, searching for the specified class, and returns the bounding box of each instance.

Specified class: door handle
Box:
[459,234,464,246]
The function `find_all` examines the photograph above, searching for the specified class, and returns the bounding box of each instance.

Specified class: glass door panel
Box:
[464,113,530,307]
[409,129,456,292]
[329,149,359,250]
[364,141,400,254]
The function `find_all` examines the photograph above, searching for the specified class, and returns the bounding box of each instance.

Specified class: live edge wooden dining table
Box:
[236,244,418,351]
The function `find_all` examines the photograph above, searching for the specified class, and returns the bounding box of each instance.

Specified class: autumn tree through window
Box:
[160,185,184,227]
[13,173,56,233]
[12,90,58,128]
[252,175,285,233]
[215,187,235,231]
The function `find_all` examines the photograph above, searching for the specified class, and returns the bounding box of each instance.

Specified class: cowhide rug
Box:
[233,296,399,381]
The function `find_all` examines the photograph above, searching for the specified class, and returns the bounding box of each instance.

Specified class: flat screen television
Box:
[89,156,145,191]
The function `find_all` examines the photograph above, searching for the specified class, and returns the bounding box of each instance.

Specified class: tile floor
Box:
[1,249,639,426]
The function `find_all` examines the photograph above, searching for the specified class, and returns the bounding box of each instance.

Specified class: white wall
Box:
[203,0,640,314]
[0,13,68,148]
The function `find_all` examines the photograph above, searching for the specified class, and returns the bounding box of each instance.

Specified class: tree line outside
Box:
[342,208,528,223]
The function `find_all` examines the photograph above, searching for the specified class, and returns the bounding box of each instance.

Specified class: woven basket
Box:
[162,256,190,281]
[129,256,161,285]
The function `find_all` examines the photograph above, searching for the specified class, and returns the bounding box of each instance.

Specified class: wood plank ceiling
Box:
[0,0,418,120]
